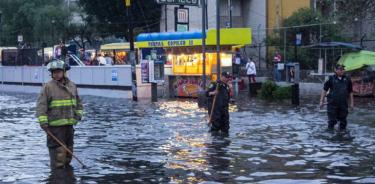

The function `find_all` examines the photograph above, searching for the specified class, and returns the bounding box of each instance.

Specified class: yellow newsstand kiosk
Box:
[136,28,251,97]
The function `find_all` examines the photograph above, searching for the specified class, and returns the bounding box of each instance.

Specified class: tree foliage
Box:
[317,0,375,39]
[266,8,346,69]
[78,0,161,41]
[317,0,375,21]
[0,0,71,47]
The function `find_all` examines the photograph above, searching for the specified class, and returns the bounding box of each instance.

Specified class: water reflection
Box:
[206,135,232,183]
[45,166,77,184]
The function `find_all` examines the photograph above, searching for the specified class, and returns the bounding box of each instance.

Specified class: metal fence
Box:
[0,66,132,88]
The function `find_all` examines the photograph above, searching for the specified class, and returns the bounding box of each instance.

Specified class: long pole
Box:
[257,24,261,69]
[216,0,221,81]
[165,5,168,32]
[45,129,86,168]
[202,0,207,90]
[294,34,297,63]
[283,28,287,62]
[0,11,2,46]
[127,0,137,101]
[319,23,322,59]
[205,0,208,29]
[228,0,232,28]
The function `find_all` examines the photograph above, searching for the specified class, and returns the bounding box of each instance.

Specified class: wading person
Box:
[36,59,83,169]
[320,64,354,131]
[206,72,231,134]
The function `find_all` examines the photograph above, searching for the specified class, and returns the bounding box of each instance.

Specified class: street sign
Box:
[296,33,302,46]
[141,60,149,83]
[225,22,230,28]
[17,35,23,42]
[177,24,188,32]
[177,8,189,23]
[175,7,189,32]
[156,0,199,6]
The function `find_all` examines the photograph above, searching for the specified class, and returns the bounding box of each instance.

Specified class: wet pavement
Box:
[0,91,374,184]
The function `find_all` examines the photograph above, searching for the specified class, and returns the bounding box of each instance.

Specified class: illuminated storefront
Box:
[136,28,251,97]
[100,43,137,65]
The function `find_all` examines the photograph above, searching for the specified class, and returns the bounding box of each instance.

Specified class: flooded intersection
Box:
[0,92,374,183]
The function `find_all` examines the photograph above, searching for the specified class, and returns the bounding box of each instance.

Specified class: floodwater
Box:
[0,91,374,184]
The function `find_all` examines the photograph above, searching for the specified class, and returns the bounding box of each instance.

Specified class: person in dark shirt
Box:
[206,72,231,134]
[320,64,354,131]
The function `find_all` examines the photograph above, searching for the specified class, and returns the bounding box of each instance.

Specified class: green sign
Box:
[177,24,188,32]
[156,0,199,6]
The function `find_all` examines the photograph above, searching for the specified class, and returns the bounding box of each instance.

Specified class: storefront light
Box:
[168,54,173,60]
[221,53,232,67]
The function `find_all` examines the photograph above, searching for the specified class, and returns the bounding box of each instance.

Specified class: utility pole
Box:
[202,0,207,89]
[165,5,168,32]
[283,28,287,63]
[205,0,208,29]
[228,0,232,28]
[257,24,261,69]
[319,23,322,59]
[198,0,208,108]
[0,11,2,46]
[126,0,138,101]
[216,0,221,81]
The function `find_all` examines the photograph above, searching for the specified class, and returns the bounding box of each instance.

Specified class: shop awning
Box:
[136,28,252,48]
[338,50,375,71]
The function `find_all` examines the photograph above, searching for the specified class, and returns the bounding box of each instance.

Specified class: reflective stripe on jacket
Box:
[36,78,83,126]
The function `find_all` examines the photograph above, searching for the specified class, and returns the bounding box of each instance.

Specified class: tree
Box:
[0,0,71,47]
[317,0,375,39]
[266,8,345,69]
[65,14,99,50]
[78,0,161,41]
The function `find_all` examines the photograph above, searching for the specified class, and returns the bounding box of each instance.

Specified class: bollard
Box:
[291,83,300,106]
[249,82,261,96]
[232,78,239,97]
[151,82,157,102]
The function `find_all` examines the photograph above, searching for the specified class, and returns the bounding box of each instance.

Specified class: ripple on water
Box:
[257,179,327,184]
[250,172,287,177]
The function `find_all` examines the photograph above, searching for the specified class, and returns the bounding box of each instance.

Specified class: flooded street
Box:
[0,91,374,184]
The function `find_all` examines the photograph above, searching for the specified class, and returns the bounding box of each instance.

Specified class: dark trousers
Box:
[327,104,348,130]
[248,74,256,83]
[47,125,74,148]
[47,125,74,168]
[210,106,230,133]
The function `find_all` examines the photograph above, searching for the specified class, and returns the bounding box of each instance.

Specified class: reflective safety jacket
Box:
[36,78,83,126]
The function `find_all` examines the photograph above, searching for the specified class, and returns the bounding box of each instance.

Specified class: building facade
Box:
[159,0,311,69]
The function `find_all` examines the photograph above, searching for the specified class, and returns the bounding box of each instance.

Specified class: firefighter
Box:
[36,59,83,169]
[320,64,354,131]
[206,72,231,134]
